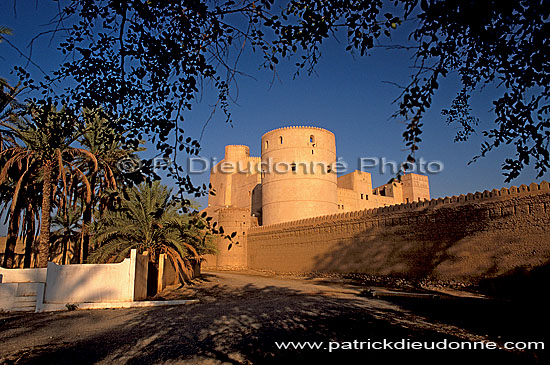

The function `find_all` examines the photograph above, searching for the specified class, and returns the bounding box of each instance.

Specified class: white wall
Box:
[0,267,47,283]
[1,249,151,311]
[0,282,45,312]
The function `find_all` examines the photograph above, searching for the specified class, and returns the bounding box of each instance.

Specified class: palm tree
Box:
[77,107,144,263]
[0,173,40,268]
[50,208,82,265]
[22,188,40,267]
[0,116,37,268]
[0,73,33,268]
[89,181,210,282]
[0,103,97,267]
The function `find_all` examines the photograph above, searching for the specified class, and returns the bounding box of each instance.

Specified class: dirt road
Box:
[0,270,547,364]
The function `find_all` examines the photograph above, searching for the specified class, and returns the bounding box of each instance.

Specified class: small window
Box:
[338,204,340,209]
[279,136,283,144]
[310,135,315,143]
[265,140,269,149]
[312,150,314,155]
[366,195,368,200]
[327,166,331,173]
[291,163,296,172]
[361,194,364,200]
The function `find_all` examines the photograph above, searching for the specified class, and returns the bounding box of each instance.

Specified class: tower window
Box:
[279,136,283,144]
[291,163,296,172]
[361,193,364,199]
[265,140,269,149]
[310,135,315,144]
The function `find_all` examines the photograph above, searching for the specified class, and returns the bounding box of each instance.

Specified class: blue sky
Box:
[1,0,548,216]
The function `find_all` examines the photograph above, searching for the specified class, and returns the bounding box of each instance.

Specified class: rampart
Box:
[247,182,550,282]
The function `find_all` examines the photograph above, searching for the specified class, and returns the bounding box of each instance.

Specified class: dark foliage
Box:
[14,0,549,188]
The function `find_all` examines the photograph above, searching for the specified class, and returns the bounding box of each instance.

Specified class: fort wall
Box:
[203,207,258,269]
[247,182,550,282]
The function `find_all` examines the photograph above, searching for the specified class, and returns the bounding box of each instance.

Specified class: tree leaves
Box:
[24,0,550,186]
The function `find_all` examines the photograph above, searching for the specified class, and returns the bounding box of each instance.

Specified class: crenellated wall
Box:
[247,181,550,281]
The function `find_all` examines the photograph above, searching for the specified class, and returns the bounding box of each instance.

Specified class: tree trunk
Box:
[23,203,35,268]
[2,206,21,268]
[38,162,53,268]
[80,173,96,263]
[81,204,92,264]
[62,237,67,265]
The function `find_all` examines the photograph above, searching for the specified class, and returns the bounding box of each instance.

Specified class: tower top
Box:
[263,125,334,136]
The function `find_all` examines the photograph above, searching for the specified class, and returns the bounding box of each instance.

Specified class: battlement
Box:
[263,125,335,136]
[224,144,250,149]
[247,156,261,163]
[249,181,550,234]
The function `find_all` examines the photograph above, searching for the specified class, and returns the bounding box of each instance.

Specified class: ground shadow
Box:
[0,278,542,364]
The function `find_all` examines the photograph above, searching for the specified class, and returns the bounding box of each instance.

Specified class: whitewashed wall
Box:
[0,249,149,312]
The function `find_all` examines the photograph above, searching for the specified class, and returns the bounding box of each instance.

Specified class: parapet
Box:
[249,180,550,234]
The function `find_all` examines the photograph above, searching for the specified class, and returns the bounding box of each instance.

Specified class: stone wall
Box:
[247,182,550,282]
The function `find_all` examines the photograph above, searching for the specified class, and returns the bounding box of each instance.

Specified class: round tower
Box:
[261,126,338,225]
[224,145,250,162]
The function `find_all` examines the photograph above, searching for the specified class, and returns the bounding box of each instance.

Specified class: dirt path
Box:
[0,271,547,364]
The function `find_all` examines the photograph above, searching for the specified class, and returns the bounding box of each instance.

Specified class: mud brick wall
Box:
[247,182,550,281]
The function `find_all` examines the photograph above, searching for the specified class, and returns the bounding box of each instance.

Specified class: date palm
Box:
[0,172,40,268]
[89,181,209,282]
[51,207,82,265]
[0,112,39,268]
[77,107,144,263]
[0,103,97,267]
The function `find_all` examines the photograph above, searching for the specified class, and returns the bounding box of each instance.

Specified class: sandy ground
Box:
[0,270,547,364]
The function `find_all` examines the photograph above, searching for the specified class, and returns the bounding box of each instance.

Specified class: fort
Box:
[203,126,550,285]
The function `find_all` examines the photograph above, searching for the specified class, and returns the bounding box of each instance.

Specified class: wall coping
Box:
[249,180,549,234]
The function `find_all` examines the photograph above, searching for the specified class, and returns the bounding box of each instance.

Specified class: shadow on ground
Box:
[1,277,545,365]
